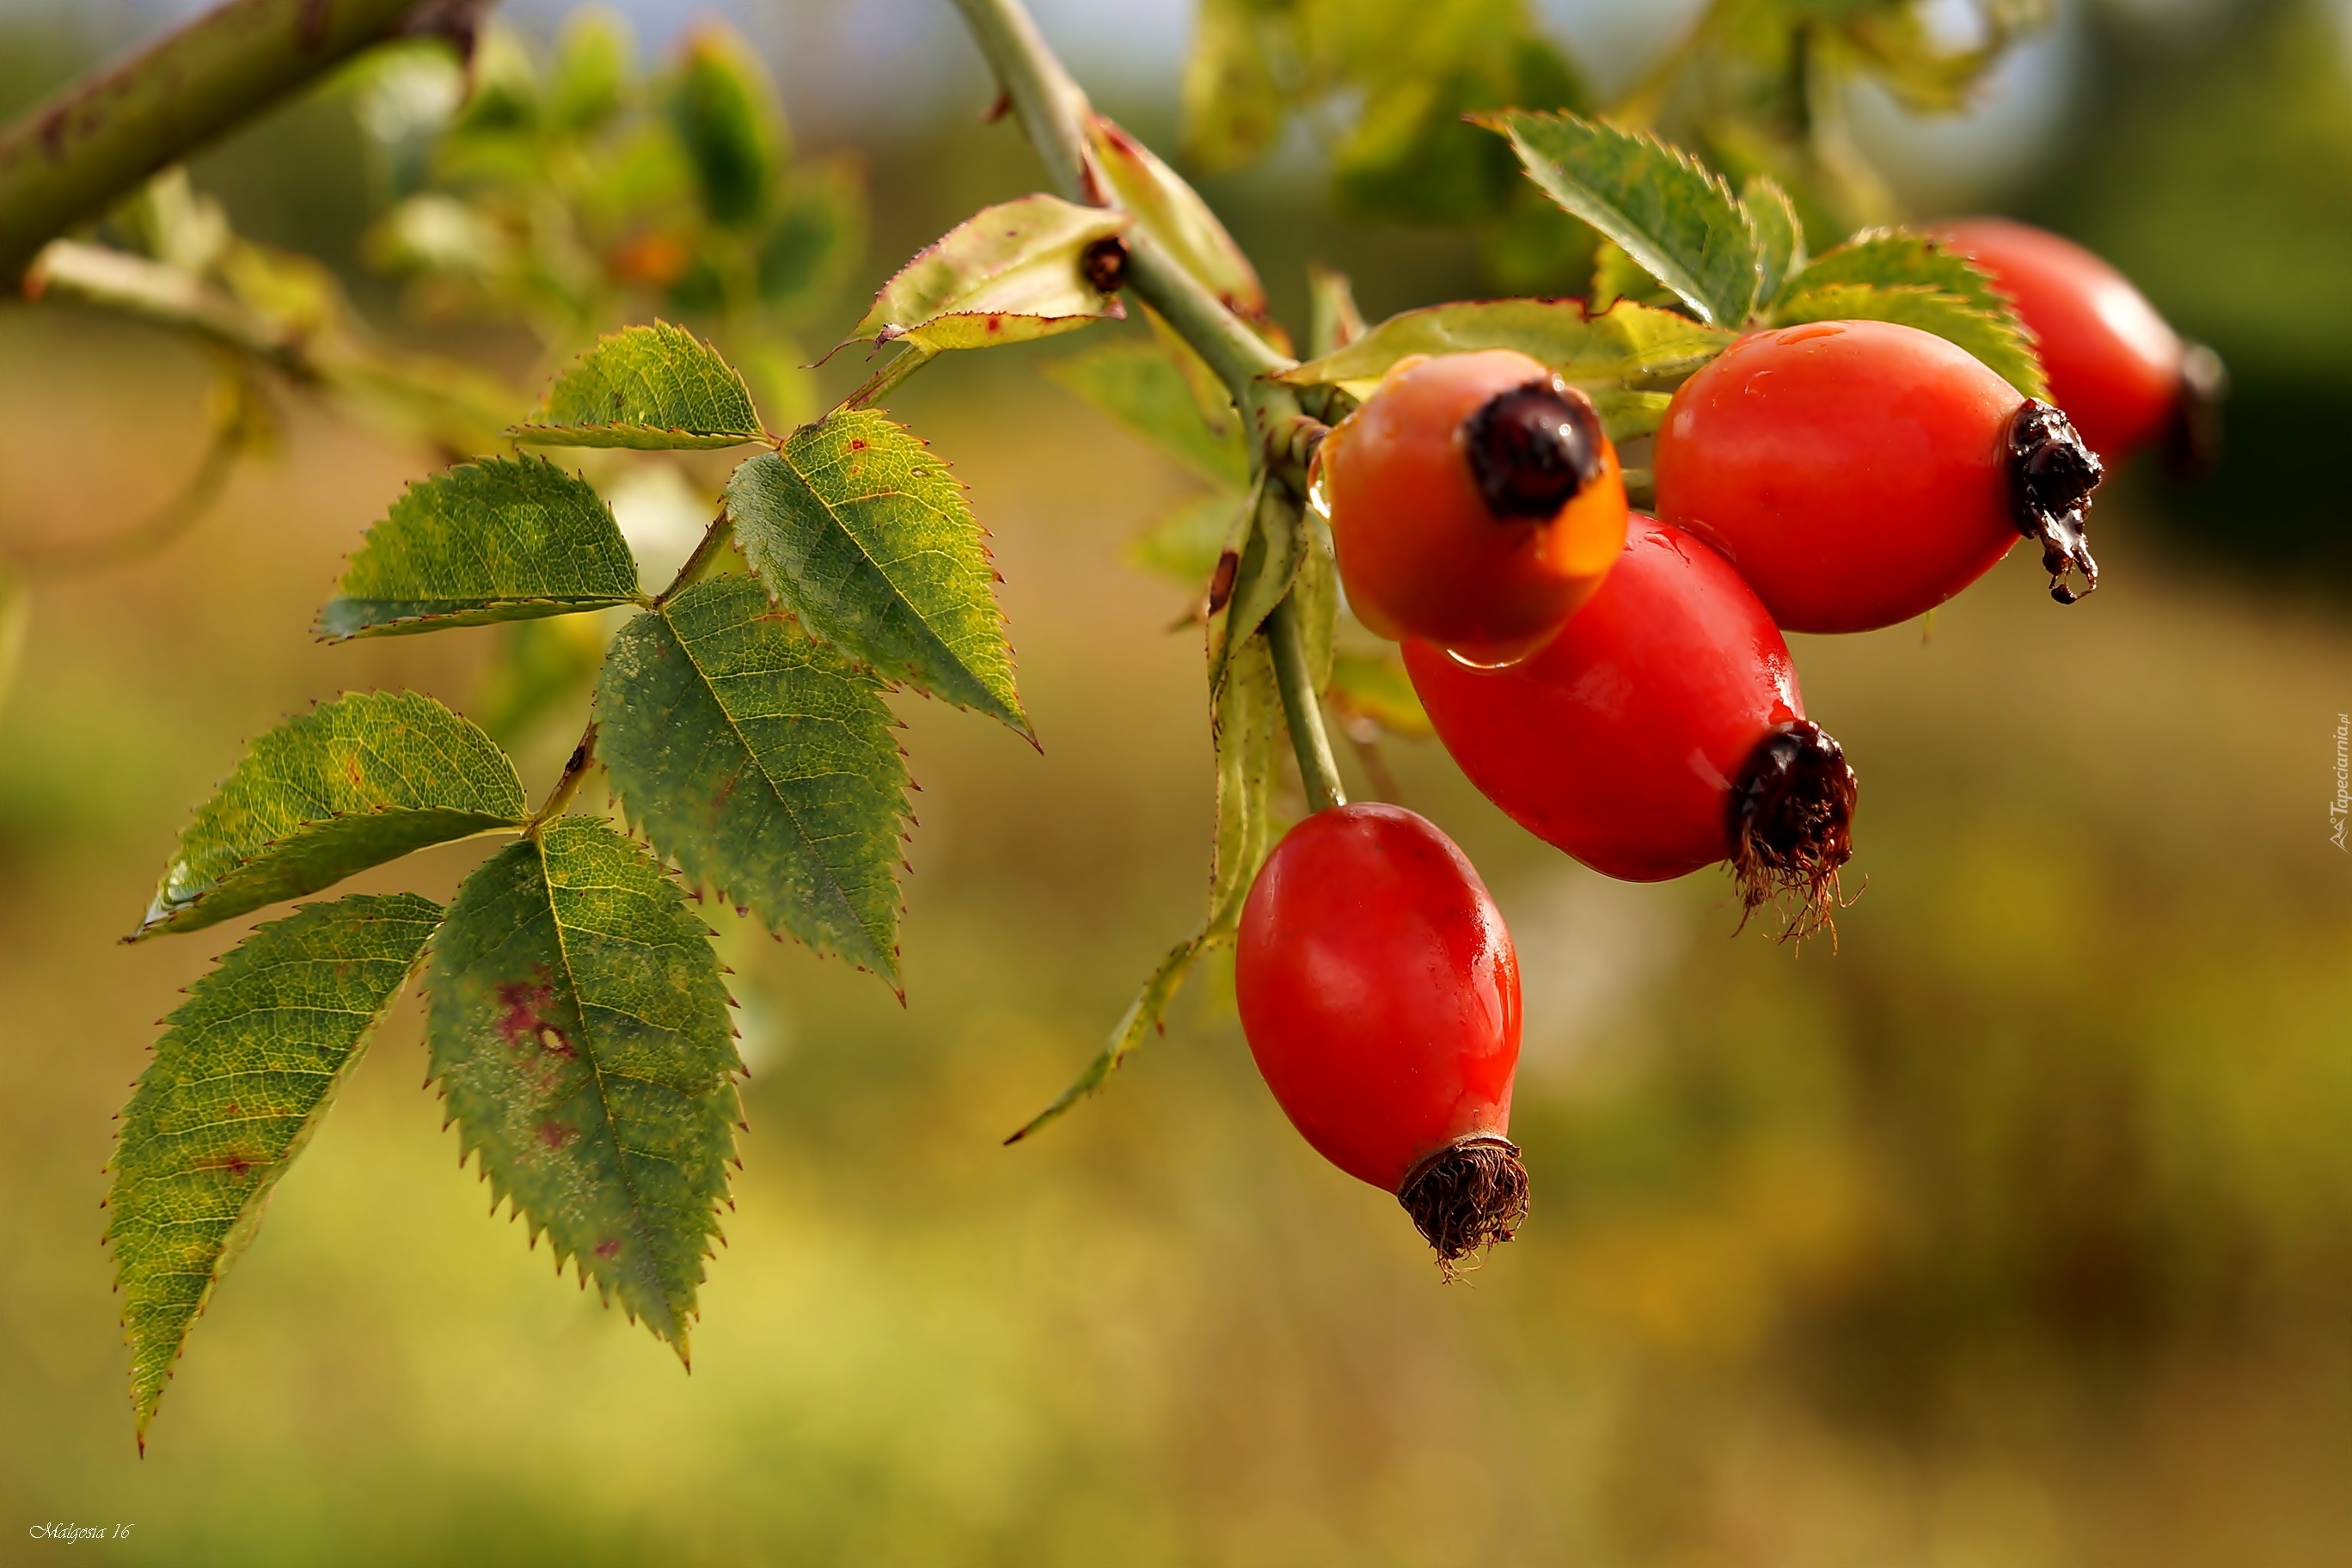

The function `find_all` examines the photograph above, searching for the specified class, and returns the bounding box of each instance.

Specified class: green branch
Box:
[948,0,1344,812]
[0,0,462,285]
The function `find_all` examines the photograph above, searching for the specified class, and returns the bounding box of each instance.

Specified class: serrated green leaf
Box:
[1769,283,2048,398]
[1125,489,1243,591]
[137,692,527,940]
[854,194,1129,354]
[512,322,765,450]
[1327,647,1430,738]
[319,456,644,639]
[1479,110,1760,328]
[597,577,910,984]
[426,816,741,1354]
[1278,297,1734,409]
[1743,174,1806,307]
[1008,632,1283,1142]
[665,22,786,230]
[725,410,1026,736]
[1043,342,1250,487]
[1777,229,2009,315]
[110,893,442,1443]
[1088,115,1277,333]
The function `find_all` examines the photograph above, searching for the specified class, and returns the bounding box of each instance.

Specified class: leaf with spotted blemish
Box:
[725,408,1028,738]
[426,816,741,1356]
[853,193,1130,353]
[109,893,443,1445]
[511,322,767,450]
[134,691,528,940]
[596,577,910,986]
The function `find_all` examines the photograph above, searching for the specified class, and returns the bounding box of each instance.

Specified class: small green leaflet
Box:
[597,576,910,986]
[109,894,442,1444]
[1279,297,1733,435]
[1305,263,1366,359]
[726,409,1027,738]
[1179,0,1286,173]
[1044,341,1250,488]
[318,456,644,638]
[1479,110,1760,328]
[1126,490,1240,593]
[1204,479,1300,700]
[1087,115,1276,331]
[511,322,766,450]
[426,816,741,1357]
[136,691,527,940]
[667,24,786,230]
[854,194,1130,353]
[1775,229,2012,315]
[1770,284,2048,399]
[1743,175,1806,309]
[1008,633,1285,1142]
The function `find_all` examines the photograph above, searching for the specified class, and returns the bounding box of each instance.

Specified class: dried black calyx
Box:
[1728,718,1857,942]
[1461,378,1606,521]
[1399,1135,1530,1279]
[1080,236,1130,295]
[2006,399,2103,605]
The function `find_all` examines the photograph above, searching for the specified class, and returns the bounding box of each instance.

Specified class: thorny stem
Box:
[0,0,468,285]
[839,344,936,413]
[947,0,1342,800]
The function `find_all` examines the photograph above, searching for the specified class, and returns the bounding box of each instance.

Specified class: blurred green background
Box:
[3,1,2350,1563]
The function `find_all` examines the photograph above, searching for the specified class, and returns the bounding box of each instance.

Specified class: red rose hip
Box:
[1236,803,1527,1271]
[1934,217,2221,469]
[1314,348,1628,666]
[1652,318,2104,632]
[1405,516,1857,935]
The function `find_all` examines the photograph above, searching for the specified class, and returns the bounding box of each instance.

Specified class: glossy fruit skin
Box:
[1404,516,1803,883]
[1652,319,2024,634]
[1235,804,1521,1192]
[1935,217,2182,465]
[1317,348,1627,666]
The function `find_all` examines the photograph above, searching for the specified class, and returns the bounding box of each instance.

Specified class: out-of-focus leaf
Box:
[1768,283,2048,398]
[513,322,766,449]
[453,25,540,137]
[757,156,867,309]
[1008,632,1284,1142]
[1125,490,1244,590]
[1143,305,1241,436]
[1336,36,1587,227]
[134,693,527,939]
[1327,647,1430,738]
[0,565,26,716]
[665,22,786,230]
[1482,185,1602,297]
[1590,238,1681,311]
[1087,116,1277,334]
[319,457,642,639]
[551,7,634,132]
[1479,110,1760,328]
[426,817,740,1357]
[596,577,910,986]
[1305,264,1365,359]
[1744,175,1806,307]
[853,195,1129,353]
[109,894,441,1444]
[1280,297,1734,401]
[1181,0,1288,173]
[725,410,1027,738]
[1043,341,1249,487]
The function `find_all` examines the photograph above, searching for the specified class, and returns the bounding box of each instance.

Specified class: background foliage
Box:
[2,0,2349,1562]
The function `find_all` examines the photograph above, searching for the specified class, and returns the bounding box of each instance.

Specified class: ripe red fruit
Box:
[1313,348,1628,667]
[1235,803,1527,1271]
[1652,318,2104,633]
[1934,217,2220,469]
[1404,515,1857,934]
